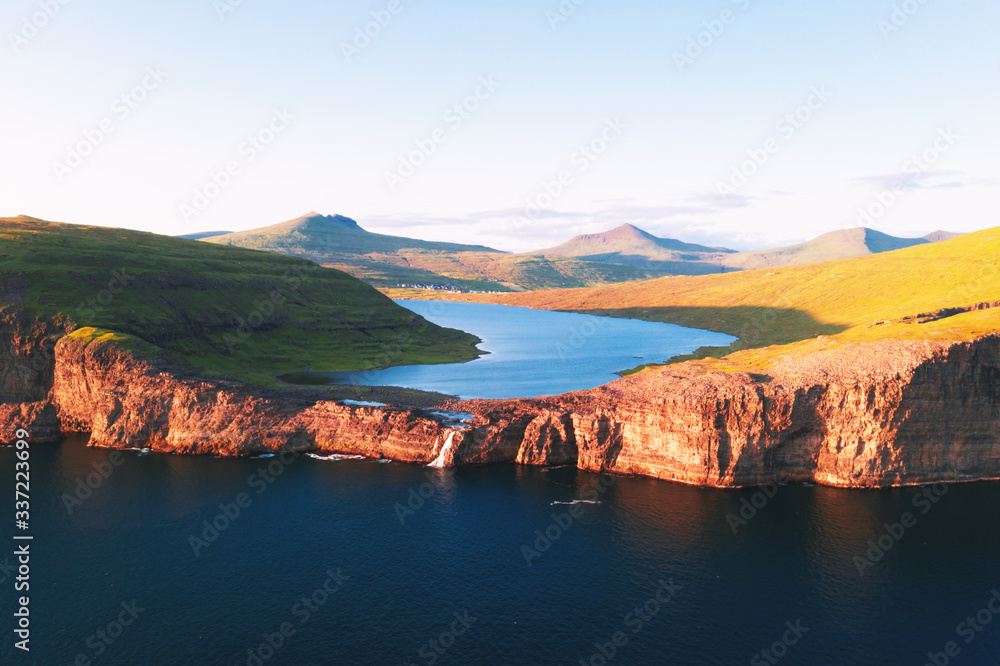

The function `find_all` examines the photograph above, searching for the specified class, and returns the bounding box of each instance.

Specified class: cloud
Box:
[359,193,767,252]
[850,169,985,192]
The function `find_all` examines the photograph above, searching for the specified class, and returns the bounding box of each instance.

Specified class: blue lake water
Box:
[3,438,1000,665]
[316,301,736,399]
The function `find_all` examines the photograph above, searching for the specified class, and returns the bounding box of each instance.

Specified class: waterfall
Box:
[428,431,456,468]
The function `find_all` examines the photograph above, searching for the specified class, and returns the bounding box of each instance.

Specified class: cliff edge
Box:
[4,303,999,488]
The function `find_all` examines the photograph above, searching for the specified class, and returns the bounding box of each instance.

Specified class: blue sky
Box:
[2,0,997,251]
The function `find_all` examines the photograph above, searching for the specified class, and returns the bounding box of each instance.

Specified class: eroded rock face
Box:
[3,306,1000,488]
[47,330,465,462]
[455,337,1000,487]
[0,300,69,443]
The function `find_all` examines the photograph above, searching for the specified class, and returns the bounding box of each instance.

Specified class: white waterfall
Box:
[428,431,456,468]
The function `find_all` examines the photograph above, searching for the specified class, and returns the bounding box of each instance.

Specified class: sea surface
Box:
[311,301,736,399]
[3,438,1000,665]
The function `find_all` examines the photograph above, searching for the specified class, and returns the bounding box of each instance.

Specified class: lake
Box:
[306,300,736,399]
[4,438,999,665]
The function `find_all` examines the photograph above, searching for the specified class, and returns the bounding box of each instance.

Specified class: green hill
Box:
[207,212,500,257]
[205,213,668,290]
[0,216,481,385]
[200,214,965,290]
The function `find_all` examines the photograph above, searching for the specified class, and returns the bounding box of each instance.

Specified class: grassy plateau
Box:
[0,216,482,386]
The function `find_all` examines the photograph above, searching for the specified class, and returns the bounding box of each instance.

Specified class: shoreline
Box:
[4,306,1000,489]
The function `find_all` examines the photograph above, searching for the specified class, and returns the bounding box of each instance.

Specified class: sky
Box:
[1,0,997,252]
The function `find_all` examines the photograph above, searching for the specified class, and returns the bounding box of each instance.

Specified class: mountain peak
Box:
[607,223,653,237]
[923,230,963,243]
[289,212,361,231]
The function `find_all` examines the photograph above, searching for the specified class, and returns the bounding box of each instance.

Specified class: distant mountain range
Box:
[176,231,233,240]
[533,224,735,275]
[718,227,938,271]
[203,213,665,291]
[197,213,962,291]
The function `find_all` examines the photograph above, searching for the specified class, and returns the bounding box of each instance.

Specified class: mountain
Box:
[720,228,929,271]
[922,230,963,243]
[452,224,1000,362]
[533,223,736,274]
[0,215,480,385]
[199,215,965,292]
[176,231,232,240]
[206,212,500,256]
[204,213,668,291]
[532,224,960,275]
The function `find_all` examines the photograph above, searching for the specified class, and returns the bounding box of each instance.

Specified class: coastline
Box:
[5,305,1000,489]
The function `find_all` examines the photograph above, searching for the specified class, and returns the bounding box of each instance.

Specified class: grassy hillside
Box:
[387,226,1000,371]
[720,228,928,271]
[0,216,481,385]
[365,249,666,290]
[204,212,668,290]
[207,212,500,256]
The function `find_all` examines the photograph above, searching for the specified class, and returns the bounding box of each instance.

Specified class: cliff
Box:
[454,337,1000,487]
[3,305,1000,488]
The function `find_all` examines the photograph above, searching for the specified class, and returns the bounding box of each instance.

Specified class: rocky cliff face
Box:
[0,296,70,444]
[3,305,1000,488]
[452,337,1000,487]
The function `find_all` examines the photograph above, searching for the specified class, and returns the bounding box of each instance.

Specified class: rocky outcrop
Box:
[47,329,466,462]
[454,337,1000,487]
[0,297,69,443]
[3,304,1000,488]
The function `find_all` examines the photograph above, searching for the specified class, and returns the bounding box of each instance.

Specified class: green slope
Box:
[0,216,481,385]
[206,212,501,256]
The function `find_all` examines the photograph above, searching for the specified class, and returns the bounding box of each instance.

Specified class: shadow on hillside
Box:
[572,253,726,275]
[572,305,847,358]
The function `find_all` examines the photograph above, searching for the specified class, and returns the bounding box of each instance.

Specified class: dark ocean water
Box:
[314,301,736,399]
[3,438,1000,665]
